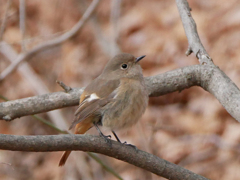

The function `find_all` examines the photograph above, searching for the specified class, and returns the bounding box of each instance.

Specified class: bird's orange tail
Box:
[59,151,71,166]
[58,120,93,166]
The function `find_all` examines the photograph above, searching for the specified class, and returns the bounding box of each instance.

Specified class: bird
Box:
[59,53,149,166]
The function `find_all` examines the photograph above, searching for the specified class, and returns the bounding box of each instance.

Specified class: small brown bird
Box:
[59,53,149,166]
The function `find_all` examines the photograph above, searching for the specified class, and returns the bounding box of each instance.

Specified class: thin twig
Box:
[110,0,121,56]
[19,0,26,51]
[0,0,100,81]
[175,0,212,65]
[56,80,73,93]
[0,0,12,41]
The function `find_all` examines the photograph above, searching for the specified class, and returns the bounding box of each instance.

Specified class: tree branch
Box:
[0,0,100,81]
[0,134,209,180]
[175,0,212,65]
[0,0,12,41]
[0,87,84,120]
[1,64,240,123]
[19,0,26,52]
[0,65,201,120]
[175,0,240,121]
[110,0,122,56]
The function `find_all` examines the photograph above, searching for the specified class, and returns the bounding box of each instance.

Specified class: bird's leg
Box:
[111,131,122,143]
[111,131,137,150]
[94,123,111,144]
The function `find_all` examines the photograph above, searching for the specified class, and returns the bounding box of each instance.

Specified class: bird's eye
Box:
[121,64,128,70]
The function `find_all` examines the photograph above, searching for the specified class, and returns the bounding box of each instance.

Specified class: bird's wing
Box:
[69,78,120,130]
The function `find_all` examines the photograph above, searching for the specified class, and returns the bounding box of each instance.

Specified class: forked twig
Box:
[0,0,100,81]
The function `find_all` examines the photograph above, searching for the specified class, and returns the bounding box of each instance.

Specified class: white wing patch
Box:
[112,84,121,99]
[88,93,99,102]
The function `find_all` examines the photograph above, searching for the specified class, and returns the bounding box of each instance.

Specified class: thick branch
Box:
[0,65,201,120]
[0,0,100,81]
[0,88,84,120]
[0,134,208,180]
[1,64,240,122]
[175,0,240,121]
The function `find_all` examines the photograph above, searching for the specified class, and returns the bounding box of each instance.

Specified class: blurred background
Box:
[1,0,240,179]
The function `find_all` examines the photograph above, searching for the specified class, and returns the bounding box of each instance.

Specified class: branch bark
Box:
[1,65,201,120]
[1,64,240,123]
[0,87,84,120]
[175,0,240,121]
[0,134,208,180]
[175,0,211,65]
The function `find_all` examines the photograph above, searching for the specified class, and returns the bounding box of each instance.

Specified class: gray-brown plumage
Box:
[59,53,149,166]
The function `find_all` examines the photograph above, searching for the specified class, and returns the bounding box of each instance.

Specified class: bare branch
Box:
[0,0,100,81]
[175,0,240,122]
[0,134,209,180]
[0,87,83,120]
[202,66,240,122]
[1,64,240,123]
[110,0,122,56]
[0,65,201,120]
[0,0,12,41]
[19,0,26,51]
[56,80,73,93]
[175,0,212,65]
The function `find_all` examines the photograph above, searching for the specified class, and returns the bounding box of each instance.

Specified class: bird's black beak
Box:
[135,55,146,63]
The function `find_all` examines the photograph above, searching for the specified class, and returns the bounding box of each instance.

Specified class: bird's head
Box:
[102,53,146,79]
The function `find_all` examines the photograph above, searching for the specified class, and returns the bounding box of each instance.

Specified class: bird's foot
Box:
[123,141,138,150]
[101,134,112,144]
[111,131,137,150]
[94,123,112,145]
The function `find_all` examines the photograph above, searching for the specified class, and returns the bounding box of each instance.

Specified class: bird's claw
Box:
[123,141,137,150]
[101,134,112,144]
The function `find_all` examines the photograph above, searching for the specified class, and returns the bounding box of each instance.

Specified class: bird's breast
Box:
[102,78,148,130]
